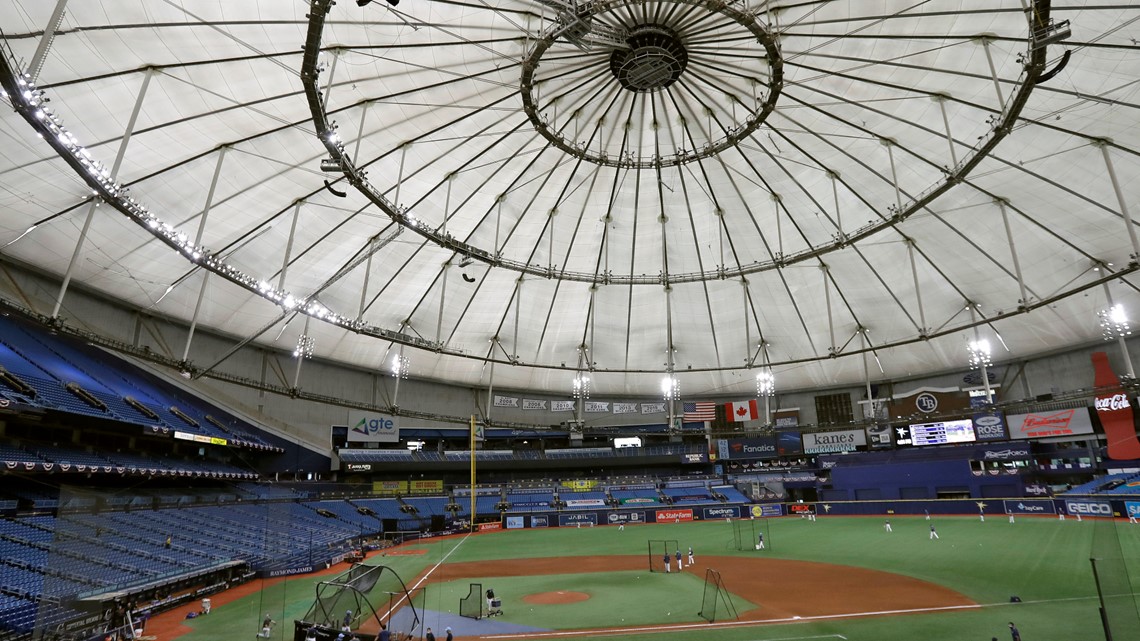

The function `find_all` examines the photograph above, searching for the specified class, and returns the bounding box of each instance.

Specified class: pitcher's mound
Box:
[522,591,590,605]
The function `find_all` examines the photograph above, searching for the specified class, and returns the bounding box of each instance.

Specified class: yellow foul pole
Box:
[470,414,476,532]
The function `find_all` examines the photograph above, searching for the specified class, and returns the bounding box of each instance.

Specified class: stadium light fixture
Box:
[572,373,590,399]
[756,370,775,397]
[967,339,991,369]
[660,375,680,401]
[390,353,409,379]
[294,334,315,359]
[1100,304,1132,341]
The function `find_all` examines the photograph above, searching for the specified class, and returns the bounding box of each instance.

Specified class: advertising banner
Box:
[565,498,606,508]
[1064,499,1114,517]
[344,463,373,473]
[777,431,803,456]
[505,516,525,529]
[972,412,1008,441]
[562,479,598,490]
[801,429,866,454]
[620,497,658,505]
[372,480,407,494]
[559,512,597,526]
[605,511,644,525]
[866,423,892,448]
[788,503,815,515]
[655,508,694,522]
[1002,499,1056,515]
[347,410,399,443]
[1007,408,1094,440]
[703,506,740,520]
[1092,351,1140,459]
[680,452,709,464]
[978,444,1031,460]
[774,410,799,429]
[1126,502,1140,519]
[510,501,550,508]
[409,479,443,492]
[530,515,549,527]
[724,436,778,460]
[750,504,783,517]
[478,521,503,531]
[1024,483,1051,497]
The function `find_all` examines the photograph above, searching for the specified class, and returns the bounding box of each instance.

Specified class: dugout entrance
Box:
[647,540,680,572]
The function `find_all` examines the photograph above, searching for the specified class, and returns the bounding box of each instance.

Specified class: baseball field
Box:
[147,514,1140,641]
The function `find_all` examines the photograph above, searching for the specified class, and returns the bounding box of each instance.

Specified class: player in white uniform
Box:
[929,525,939,540]
[884,519,892,532]
[687,546,695,565]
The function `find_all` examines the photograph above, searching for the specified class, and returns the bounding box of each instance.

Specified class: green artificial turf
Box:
[188,515,1140,641]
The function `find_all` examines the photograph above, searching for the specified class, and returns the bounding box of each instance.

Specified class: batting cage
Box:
[459,582,483,620]
[295,564,423,641]
[697,568,740,623]
[1090,516,1140,641]
[647,539,679,572]
[731,517,770,551]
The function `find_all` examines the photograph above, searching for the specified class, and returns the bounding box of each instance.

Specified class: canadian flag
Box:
[725,399,760,422]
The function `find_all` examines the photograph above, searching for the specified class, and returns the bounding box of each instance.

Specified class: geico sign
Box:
[1095,394,1131,412]
[1067,502,1112,515]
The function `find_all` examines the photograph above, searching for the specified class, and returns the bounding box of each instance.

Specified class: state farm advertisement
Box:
[1006,408,1093,440]
[655,508,694,522]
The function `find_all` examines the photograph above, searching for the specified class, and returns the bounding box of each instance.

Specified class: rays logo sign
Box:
[347,410,400,443]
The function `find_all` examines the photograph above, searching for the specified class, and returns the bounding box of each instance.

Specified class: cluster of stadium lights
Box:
[390,353,410,379]
[660,375,680,401]
[1099,304,1132,341]
[967,339,992,369]
[572,373,591,400]
[755,370,775,397]
[294,334,316,359]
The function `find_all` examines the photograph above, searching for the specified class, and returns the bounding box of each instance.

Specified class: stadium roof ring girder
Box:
[306,0,1048,286]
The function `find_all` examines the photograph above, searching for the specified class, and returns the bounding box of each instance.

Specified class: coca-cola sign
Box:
[1092,351,1140,459]
[1095,393,1131,412]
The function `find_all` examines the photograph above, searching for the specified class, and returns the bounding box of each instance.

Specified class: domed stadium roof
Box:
[0,1,1137,397]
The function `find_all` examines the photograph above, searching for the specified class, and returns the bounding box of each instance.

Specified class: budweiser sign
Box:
[1095,393,1131,412]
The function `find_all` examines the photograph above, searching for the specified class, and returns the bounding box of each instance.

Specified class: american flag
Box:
[683,402,717,422]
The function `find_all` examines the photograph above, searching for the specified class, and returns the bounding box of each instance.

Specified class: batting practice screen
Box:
[647,539,679,572]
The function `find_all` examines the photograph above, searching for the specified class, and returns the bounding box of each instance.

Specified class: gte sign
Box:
[346,410,400,443]
[1095,393,1131,412]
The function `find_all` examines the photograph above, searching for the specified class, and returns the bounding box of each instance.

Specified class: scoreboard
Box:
[908,419,976,446]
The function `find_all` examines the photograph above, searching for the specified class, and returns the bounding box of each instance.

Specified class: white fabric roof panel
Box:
[1,0,1138,397]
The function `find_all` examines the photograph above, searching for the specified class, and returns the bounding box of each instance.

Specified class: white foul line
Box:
[379,533,471,623]
[477,595,1102,640]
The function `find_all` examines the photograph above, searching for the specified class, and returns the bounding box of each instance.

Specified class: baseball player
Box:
[756,532,764,549]
[1058,508,1065,521]
[663,553,671,573]
[1008,512,1015,524]
[687,546,695,566]
[929,524,939,540]
[1130,510,1138,524]
[924,509,930,521]
[884,519,892,533]
[675,549,683,570]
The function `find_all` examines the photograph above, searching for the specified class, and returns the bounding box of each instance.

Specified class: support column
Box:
[357,236,376,321]
[392,344,406,408]
[934,94,958,167]
[27,0,70,83]
[981,39,1007,110]
[1102,282,1136,378]
[352,102,370,166]
[968,304,993,402]
[1097,141,1140,261]
[905,238,928,334]
[394,143,408,208]
[293,316,311,390]
[822,264,835,355]
[860,329,874,417]
[772,194,783,258]
[884,139,903,214]
[996,198,1028,307]
[181,147,228,362]
[741,278,751,364]
[828,171,842,236]
[486,341,498,423]
[321,49,339,110]
[513,278,523,362]
[52,68,154,319]
[278,202,303,291]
